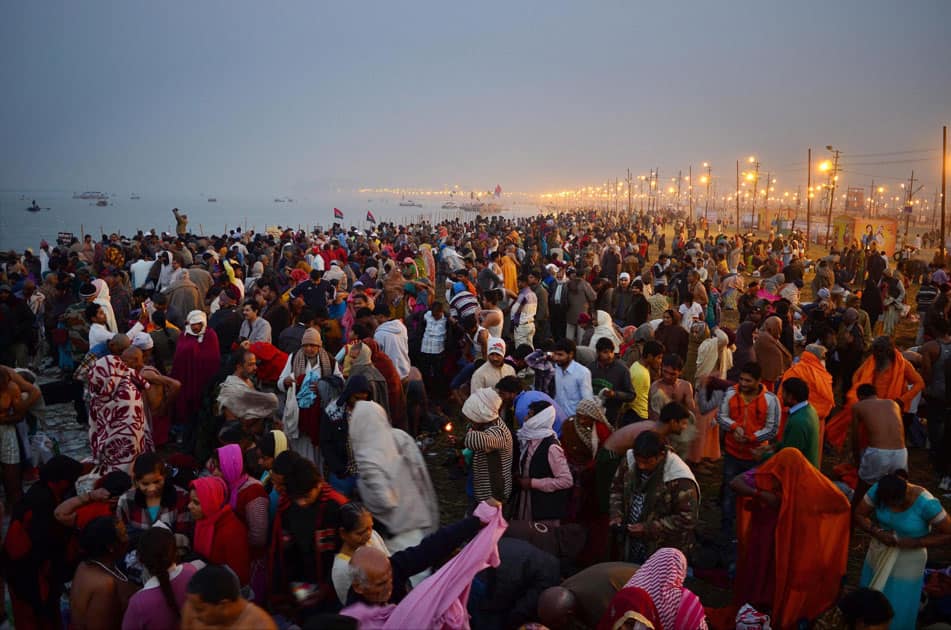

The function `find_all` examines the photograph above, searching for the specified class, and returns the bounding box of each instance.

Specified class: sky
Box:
[2,0,950,198]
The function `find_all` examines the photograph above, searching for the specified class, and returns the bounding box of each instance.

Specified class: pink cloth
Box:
[88,354,153,473]
[521,441,573,492]
[341,501,507,630]
[218,444,249,510]
[626,547,708,630]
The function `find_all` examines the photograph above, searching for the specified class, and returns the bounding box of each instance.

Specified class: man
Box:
[737,281,760,323]
[536,562,640,630]
[778,343,834,423]
[257,279,291,338]
[291,269,335,313]
[373,303,411,380]
[165,268,203,329]
[646,283,669,322]
[687,269,708,309]
[0,284,34,367]
[0,366,41,507]
[239,300,271,344]
[717,361,781,535]
[471,337,516,390]
[826,336,925,449]
[551,338,593,418]
[851,384,907,507]
[511,274,538,349]
[476,254,503,293]
[608,430,700,563]
[754,315,792,391]
[217,349,278,430]
[589,337,635,426]
[527,270,551,347]
[755,377,820,467]
[182,564,276,629]
[920,317,951,489]
[628,340,664,425]
[646,353,700,451]
[172,208,189,238]
[627,279,649,327]
[277,308,316,355]
[208,286,243,352]
[549,265,570,341]
[604,401,691,456]
[611,273,634,325]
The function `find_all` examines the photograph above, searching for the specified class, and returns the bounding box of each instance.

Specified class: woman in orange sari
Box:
[730,448,851,628]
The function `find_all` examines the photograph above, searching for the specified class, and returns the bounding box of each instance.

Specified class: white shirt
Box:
[679,302,705,331]
[130,258,154,289]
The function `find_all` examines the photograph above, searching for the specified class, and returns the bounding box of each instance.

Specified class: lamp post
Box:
[822,145,841,248]
[745,156,759,232]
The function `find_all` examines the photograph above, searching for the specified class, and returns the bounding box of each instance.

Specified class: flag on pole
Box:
[333,208,344,220]
[494,184,502,198]
[366,210,376,224]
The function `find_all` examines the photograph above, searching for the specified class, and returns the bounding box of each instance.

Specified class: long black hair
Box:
[137,527,180,618]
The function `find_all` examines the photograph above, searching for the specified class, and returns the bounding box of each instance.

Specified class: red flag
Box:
[494,184,502,198]
[333,208,344,220]
[366,210,376,224]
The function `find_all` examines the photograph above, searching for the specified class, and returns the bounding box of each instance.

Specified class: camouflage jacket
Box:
[608,448,700,558]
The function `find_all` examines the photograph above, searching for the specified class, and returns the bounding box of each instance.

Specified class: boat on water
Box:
[96,199,108,207]
[399,200,423,207]
[25,201,42,213]
[74,191,108,200]
[130,194,141,200]
[274,198,285,203]
[441,201,458,209]
[461,201,503,214]
[207,197,217,203]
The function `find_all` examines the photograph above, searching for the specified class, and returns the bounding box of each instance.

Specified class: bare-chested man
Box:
[0,366,41,507]
[851,383,907,507]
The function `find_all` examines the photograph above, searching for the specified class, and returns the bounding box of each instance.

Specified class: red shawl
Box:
[190,476,250,584]
[171,327,220,423]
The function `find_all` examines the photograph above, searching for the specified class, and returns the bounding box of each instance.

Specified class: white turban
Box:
[462,388,502,424]
[131,332,154,351]
[185,310,208,339]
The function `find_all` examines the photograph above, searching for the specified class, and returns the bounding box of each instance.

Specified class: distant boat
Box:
[274,198,285,203]
[441,201,458,209]
[76,191,108,200]
[207,197,217,203]
[399,200,423,207]
[25,200,43,213]
[96,199,108,207]
[130,193,141,200]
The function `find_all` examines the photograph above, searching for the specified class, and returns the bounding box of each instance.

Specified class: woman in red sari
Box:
[188,476,251,586]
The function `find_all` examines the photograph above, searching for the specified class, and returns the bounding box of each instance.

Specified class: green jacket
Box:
[768,402,820,468]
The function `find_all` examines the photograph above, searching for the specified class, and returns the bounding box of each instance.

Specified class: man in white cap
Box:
[471,337,516,390]
[463,388,514,503]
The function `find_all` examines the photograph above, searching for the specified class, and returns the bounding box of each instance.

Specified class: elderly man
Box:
[754,315,792,391]
[218,349,279,432]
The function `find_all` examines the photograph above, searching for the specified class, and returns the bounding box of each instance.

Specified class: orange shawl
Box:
[825,349,924,448]
[735,448,850,628]
[777,353,834,453]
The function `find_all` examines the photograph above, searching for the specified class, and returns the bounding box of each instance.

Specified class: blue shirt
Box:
[553,360,593,418]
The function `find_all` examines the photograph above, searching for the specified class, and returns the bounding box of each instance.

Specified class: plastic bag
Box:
[283,381,300,439]
[736,603,771,630]
[30,431,58,467]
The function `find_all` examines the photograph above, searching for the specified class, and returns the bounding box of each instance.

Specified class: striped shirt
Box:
[464,419,514,502]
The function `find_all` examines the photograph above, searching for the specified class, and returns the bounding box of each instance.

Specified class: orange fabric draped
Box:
[777,353,835,458]
[825,349,924,448]
[735,448,850,629]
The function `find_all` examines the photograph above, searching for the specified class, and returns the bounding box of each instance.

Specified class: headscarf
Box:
[131,331,154,351]
[348,400,398,470]
[185,310,207,340]
[575,397,609,426]
[588,310,623,352]
[190,476,231,559]
[217,444,248,510]
[627,547,691,630]
[596,586,662,630]
[337,373,372,407]
[270,430,288,458]
[462,387,502,424]
[92,278,118,332]
[516,404,557,448]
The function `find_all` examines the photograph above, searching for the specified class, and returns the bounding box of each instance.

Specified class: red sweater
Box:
[207,510,251,585]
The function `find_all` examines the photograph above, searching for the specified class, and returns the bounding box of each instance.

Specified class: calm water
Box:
[0,191,532,251]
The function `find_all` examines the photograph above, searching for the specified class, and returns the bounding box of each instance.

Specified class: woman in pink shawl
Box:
[624,547,707,630]
[88,354,154,473]
[170,310,220,427]
[215,443,268,602]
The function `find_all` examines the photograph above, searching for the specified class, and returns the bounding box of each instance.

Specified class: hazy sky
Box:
[2,1,950,197]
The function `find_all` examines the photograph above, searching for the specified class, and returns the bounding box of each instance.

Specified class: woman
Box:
[343,341,391,416]
[622,547,707,630]
[597,585,662,630]
[188,476,251,586]
[215,444,269,601]
[117,452,192,544]
[92,277,118,333]
[2,456,83,630]
[70,516,135,630]
[349,399,439,551]
[855,471,951,629]
[881,271,906,337]
[690,328,731,463]
[514,403,573,524]
[653,309,688,363]
[123,526,198,630]
[320,375,372,495]
[727,313,758,381]
[560,397,613,561]
[731,448,851,629]
[331,502,391,604]
[587,310,623,353]
[361,337,404,430]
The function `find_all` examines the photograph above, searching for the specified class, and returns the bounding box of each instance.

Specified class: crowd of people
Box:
[0,205,950,629]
